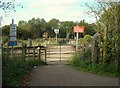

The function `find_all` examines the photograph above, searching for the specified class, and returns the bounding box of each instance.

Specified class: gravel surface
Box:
[28,62,118,86]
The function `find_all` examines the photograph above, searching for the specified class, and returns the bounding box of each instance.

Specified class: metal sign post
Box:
[54,29,59,43]
[76,32,79,51]
[73,23,84,52]
[8,19,17,46]
[0,16,2,88]
[8,19,17,58]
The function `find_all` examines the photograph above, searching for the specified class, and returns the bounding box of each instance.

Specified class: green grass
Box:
[68,54,118,77]
[3,37,73,47]
[2,56,46,86]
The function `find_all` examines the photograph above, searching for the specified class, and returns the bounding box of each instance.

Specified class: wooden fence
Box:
[3,46,47,62]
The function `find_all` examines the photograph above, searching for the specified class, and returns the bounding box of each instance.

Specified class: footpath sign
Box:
[8,19,17,46]
[73,25,84,51]
[54,29,59,34]
[54,29,59,42]
[73,26,84,33]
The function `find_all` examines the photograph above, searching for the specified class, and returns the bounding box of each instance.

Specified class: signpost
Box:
[8,19,17,46]
[74,26,84,33]
[73,25,84,51]
[54,29,59,43]
[0,16,2,88]
[8,19,17,58]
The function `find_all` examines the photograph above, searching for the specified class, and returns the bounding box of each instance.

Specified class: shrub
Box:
[2,56,46,86]
[69,55,118,77]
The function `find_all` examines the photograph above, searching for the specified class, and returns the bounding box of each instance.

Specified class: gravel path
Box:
[28,62,118,86]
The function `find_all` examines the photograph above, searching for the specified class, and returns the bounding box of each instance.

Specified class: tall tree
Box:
[84,2,120,64]
[99,3,120,63]
[60,21,74,39]
[46,18,60,38]
[17,20,32,39]
[28,18,46,38]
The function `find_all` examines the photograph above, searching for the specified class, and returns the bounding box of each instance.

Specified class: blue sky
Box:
[1,0,100,26]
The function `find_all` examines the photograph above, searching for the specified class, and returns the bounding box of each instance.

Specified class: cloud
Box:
[1,0,97,25]
[27,0,79,15]
[24,0,81,21]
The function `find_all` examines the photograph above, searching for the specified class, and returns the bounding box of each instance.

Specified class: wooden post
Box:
[60,44,61,62]
[22,44,24,59]
[28,48,29,58]
[24,45,26,61]
[74,46,76,55]
[22,45,24,59]
[45,47,47,63]
[38,47,41,61]
[33,46,35,61]
[73,46,75,55]
[11,46,13,59]
[7,47,10,60]
[22,44,26,61]
[49,47,50,59]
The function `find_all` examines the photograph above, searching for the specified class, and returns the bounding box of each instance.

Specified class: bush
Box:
[69,53,81,66]
[2,56,46,86]
[69,54,118,76]
[69,54,118,77]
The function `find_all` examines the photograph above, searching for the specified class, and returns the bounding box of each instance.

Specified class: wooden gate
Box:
[46,44,75,62]
[3,46,47,62]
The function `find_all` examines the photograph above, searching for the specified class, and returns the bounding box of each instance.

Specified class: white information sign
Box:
[10,24,17,41]
[54,29,59,34]
[10,37,16,41]
[10,24,17,36]
[8,19,17,46]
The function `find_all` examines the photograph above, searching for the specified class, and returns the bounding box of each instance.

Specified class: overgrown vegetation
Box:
[68,2,119,77]
[69,54,118,77]
[1,1,119,86]
[2,55,46,86]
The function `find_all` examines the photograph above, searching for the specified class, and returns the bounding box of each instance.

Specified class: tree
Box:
[60,21,75,39]
[83,2,120,64]
[1,0,23,45]
[79,20,96,36]
[46,18,60,38]
[2,25,9,36]
[28,18,46,39]
[17,20,32,39]
[0,0,23,16]
[99,3,120,63]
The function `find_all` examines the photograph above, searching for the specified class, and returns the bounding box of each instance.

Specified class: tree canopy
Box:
[2,18,96,40]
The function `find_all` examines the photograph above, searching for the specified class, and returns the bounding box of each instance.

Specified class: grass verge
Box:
[68,55,118,77]
[2,56,46,86]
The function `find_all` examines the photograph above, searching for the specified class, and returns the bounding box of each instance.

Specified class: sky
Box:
[0,0,103,26]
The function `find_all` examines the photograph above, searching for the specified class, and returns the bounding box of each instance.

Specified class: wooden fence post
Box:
[74,46,77,55]
[60,44,61,62]
[25,45,27,60]
[11,46,13,59]
[73,46,75,55]
[33,46,35,61]
[7,47,10,60]
[28,48,29,58]
[22,44,26,61]
[38,47,41,61]
[24,45,26,61]
[22,45,24,59]
[45,47,47,63]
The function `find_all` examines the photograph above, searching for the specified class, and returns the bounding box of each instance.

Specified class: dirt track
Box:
[28,62,118,86]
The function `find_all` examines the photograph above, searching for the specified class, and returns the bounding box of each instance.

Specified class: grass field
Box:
[2,37,75,47]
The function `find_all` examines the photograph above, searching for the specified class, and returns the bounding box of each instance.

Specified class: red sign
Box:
[73,26,84,33]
